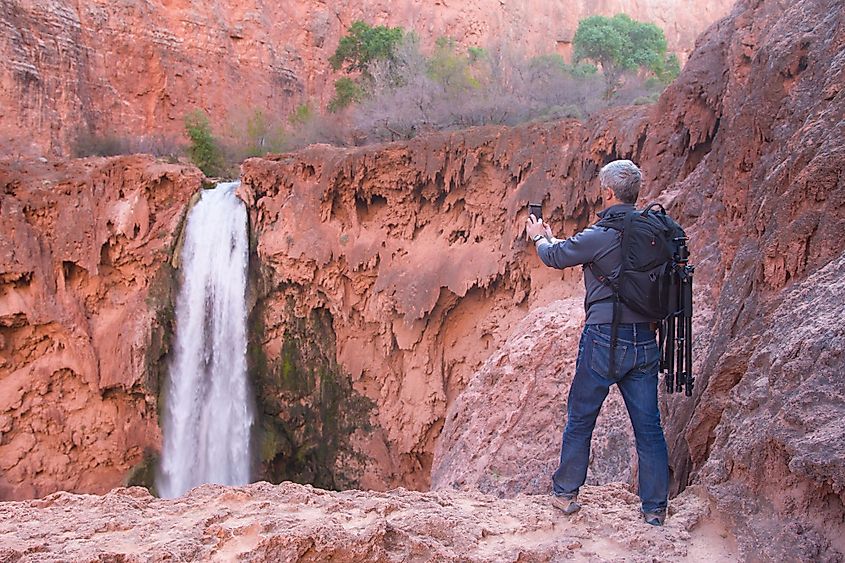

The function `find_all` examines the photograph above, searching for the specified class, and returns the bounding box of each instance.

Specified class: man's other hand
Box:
[526,215,553,241]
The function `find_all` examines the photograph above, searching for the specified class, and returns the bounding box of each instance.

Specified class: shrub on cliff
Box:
[298,18,677,147]
[240,109,286,158]
[573,14,670,98]
[328,21,405,112]
[329,21,405,74]
[71,133,130,157]
[347,39,603,142]
[184,110,224,177]
[328,77,366,112]
[426,37,482,93]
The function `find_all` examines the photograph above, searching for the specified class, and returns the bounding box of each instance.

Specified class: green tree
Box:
[328,77,365,112]
[328,21,406,111]
[528,53,598,78]
[655,53,681,84]
[288,103,313,127]
[329,21,405,74]
[184,109,223,176]
[467,46,487,64]
[573,14,669,98]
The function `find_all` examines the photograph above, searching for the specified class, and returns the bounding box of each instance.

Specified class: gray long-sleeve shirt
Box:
[535,204,653,325]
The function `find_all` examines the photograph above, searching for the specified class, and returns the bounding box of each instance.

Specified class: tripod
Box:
[660,238,695,397]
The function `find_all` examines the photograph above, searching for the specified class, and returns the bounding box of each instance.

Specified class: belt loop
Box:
[633,323,638,342]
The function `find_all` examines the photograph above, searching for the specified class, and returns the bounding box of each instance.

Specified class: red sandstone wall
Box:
[0,156,200,499]
[241,0,845,559]
[0,0,732,157]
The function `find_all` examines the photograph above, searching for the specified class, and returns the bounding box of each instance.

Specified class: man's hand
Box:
[526,214,553,241]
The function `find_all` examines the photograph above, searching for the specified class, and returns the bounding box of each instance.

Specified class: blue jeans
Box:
[552,323,669,513]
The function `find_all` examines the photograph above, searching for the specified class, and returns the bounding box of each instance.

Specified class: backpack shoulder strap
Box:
[619,210,638,270]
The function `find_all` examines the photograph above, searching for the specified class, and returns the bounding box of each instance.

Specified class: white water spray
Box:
[157,181,253,498]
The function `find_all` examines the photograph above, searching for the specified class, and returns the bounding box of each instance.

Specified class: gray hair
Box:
[599,160,642,204]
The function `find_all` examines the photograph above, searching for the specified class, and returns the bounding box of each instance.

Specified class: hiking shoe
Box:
[642,510,666,526]
[551,494,581,515]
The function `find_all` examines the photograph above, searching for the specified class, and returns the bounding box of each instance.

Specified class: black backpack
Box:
[588,203,695,396]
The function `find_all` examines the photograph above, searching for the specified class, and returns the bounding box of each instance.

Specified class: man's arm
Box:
[535,227,608,269]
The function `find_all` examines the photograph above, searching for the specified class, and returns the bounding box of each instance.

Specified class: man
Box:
[525,159,669,526]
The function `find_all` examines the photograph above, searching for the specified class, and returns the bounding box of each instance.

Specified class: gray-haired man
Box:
[525,159,670,526]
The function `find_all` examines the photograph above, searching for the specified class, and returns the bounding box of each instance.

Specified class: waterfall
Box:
[157,181,254,498]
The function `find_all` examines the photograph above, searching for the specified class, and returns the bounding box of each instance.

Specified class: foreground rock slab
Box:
[0,481,736,562]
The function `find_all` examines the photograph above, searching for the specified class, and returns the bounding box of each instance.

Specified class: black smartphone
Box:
[528,202,542,221]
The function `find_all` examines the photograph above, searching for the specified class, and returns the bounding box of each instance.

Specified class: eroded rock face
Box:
[0,156,201,500]
[0,0,733,157]
[241,0,845,559]
[0,481,737,562]
[1,0,843,560]
[239,118,648,491]
[630,0,845,559]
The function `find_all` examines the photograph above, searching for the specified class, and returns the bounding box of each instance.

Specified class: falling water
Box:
[157,181,253,498]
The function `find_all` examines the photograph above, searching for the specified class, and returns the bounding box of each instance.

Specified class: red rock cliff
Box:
[0,156,200,499]
[240,0,845,559]
[240,119,621,491]
[0,0,732,157]
[637,0,845,559]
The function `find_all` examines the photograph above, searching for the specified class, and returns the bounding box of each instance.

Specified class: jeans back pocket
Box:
[589,336,629,378]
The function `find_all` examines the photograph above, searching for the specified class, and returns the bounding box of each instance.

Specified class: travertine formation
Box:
[238,118,632,491]
[240,0,845,559]
[0,0,733,157]
[430,298,638,497]
[0,156,200,499]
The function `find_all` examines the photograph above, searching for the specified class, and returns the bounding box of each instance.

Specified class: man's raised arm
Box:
[535,227,606,270]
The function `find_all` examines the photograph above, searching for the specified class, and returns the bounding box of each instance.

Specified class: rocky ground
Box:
[0,481,737,562]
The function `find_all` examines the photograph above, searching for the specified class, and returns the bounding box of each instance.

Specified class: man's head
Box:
[599,160,642,205]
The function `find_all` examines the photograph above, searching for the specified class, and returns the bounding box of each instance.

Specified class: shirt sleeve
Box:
[535,227,609,269]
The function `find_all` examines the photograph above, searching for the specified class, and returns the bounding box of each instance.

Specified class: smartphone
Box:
[528,202,542,221]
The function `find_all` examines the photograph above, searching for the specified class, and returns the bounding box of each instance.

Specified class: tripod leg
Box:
[665,315,675,393]
[675,279,684,393]
[684,271,695,396]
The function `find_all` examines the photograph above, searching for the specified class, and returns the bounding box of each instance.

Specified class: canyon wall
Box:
[241,0,845,559]
[0,0,733,158]
[0,155,200,500]
[636,0,845,559]
[239,119,613,491]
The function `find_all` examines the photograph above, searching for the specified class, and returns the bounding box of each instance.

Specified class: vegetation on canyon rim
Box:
[72,14,679,177]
